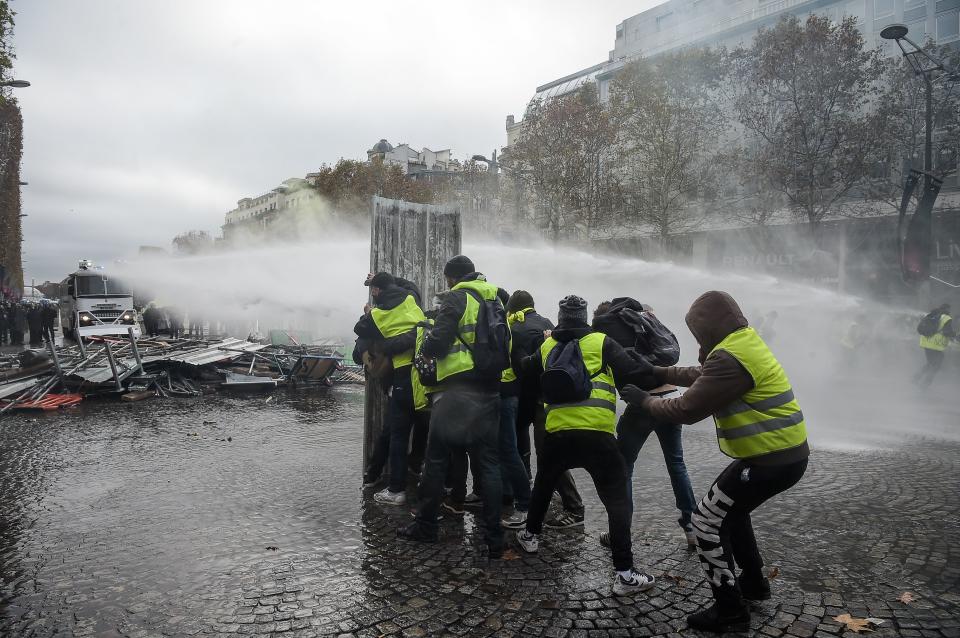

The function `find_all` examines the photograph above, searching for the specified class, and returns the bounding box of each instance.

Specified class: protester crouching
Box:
[621,291,809,633]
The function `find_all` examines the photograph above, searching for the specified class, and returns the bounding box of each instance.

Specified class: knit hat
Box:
[443,255,475,280]
[506,290,535,313]
[365,272,395,289]
[558,295,588,325]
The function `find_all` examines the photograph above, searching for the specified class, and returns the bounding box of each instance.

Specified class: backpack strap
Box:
[453,288,485,353]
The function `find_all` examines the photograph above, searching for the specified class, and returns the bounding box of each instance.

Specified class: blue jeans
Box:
[616,404,696,529]
[499,395,531,511]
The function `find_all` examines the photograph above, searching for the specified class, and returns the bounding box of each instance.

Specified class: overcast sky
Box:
[13,0,659,283]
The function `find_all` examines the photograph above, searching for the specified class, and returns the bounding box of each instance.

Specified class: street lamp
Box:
[880,24,951,187]
[0,79,30,88]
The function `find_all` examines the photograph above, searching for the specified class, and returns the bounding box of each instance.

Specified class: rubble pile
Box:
[0,334,358,414]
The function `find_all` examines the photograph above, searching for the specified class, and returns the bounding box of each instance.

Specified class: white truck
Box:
[60,260,140,340]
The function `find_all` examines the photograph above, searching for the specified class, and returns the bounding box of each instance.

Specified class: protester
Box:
[354,271,427,505]
[398,255,506,559]
[498,291,534,529]
[42,301,58,344]
[507,290,585,528]
[914,303,954,388]
[592,298,697,549]
[0,301,10,344]
[515,295,656,595]
[9,302,26,345]
[621,291,808,633]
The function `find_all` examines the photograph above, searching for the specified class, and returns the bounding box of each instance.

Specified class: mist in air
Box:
[111,231,959,451]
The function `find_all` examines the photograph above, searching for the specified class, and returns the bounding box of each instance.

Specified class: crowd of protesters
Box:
[353,254,811,633]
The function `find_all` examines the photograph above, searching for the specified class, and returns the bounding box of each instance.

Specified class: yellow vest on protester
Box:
[412,322,439,411]
[370,294,426,368]
[539,332,617,435]
[709,327,807,459]
[920,314,952,352]
[436,277,502,382]
[500,307,533,384]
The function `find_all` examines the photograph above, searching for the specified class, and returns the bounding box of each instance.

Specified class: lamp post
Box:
[880,24,949,188]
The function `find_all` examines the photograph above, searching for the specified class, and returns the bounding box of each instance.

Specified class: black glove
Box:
[624,348,654,375]
[620,384,650,407]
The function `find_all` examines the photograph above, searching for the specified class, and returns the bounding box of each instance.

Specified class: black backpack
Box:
[917,312,941,337]
[541,339,592,404]
[457,289,511,379]
[593,297,681,367]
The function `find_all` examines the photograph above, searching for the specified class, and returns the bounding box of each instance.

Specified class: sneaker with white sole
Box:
[463,492,482,509]
[501,511,527,529]
[612,568,656,596]
[684,527,698,549]
[515,530,539,553]
[373,489,407,506]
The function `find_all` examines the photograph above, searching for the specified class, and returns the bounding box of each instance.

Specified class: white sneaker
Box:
[516,530,539,553]
[612,568,656,596]
[501,511,527,529]
[373,489,406,506]
[684,527,698,548]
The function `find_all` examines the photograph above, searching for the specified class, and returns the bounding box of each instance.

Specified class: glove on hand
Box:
[620,384,650,407]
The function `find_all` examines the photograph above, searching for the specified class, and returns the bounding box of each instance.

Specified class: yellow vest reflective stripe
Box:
[412,323,438,411]
[370,294,426,368]
[920,314,952,352]
[539,332,617,435]
[709,327,807,459]
[436,278,500,382]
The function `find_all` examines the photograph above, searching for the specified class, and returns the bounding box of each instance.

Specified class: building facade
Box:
[366,139,454,178]
[222,177,325,239]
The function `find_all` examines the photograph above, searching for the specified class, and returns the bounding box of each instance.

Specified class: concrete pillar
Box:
[363,196,462,472]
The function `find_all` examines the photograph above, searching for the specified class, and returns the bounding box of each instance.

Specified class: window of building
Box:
[937,10,959,41]
[906,19,927,40]
[873,0,894,19]
[904,0,926,9]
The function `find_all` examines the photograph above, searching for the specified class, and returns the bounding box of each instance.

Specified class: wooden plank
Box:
[363,196,462,473]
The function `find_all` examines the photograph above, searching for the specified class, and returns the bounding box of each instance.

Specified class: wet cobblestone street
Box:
[0,386,958,637]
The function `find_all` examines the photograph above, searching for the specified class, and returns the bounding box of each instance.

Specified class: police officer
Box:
[621,291,809,633]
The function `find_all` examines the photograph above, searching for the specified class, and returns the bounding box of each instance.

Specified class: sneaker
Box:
[441,498,465,517]
[599,531,611,548]
[544,511,584,529]
[362,474,382,489]
[684,527,698,549]
[612,568,656,596]
[501,510,527,529]
[396,522,438,543]
[463,492,482,509]
[373,489,407,506]
[687,602,751,633]
[515,530,539,553]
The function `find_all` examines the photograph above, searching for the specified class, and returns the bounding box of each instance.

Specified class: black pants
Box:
[531,406,584,516]
[692,457,807,609]
[415,387,503,551]
[914,348,945,387]
[527,430,632,570]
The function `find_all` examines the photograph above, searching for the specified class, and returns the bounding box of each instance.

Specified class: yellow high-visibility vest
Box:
[539,332,617,435]
[370,294,425,368]
[920,314,952,352]
[710,327,807,459]
[436,278,501,382]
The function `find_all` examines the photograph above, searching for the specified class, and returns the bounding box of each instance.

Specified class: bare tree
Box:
[729,15,889,231]
[609,50,728,241]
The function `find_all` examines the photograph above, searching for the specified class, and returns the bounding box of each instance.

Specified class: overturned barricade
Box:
[0,333,352,415]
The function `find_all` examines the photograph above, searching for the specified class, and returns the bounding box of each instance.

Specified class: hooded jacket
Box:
[353,280,423,363]
[640,291,809,466]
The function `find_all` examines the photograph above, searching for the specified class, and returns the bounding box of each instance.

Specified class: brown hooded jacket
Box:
[640,291,809,466]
